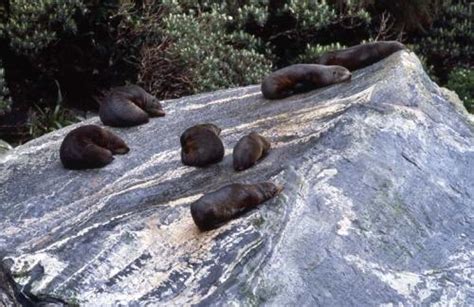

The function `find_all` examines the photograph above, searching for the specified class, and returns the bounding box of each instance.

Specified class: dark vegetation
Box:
[0,0,472,144]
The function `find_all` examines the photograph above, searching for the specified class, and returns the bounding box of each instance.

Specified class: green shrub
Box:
[140,1,272,94]
[0,60,11,116]
[28,82,79,138]
[446,68,474,113]
[0,0,85,56]
[295,42,347,63]
[283,0,337,30]
[0,0,140,142]
[356,0,439,32]
[28,103,78,138]
[413,3,473,82]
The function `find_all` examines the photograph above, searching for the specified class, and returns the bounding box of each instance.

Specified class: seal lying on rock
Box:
[60,125,129,170]
[233,132,271,171]
[261,64,351,99]
[180,123,224,167]
[99,85,165,127]
[191,182,283,231]
[317,41,406,71]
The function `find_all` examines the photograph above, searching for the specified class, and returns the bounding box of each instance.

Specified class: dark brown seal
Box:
[261,64,351,99]
[191,182,283,231]
[180,123,224,167]
[60,125,129,170]
[99,85,165,127]
[233,132,271,171]
[317,41,406,71]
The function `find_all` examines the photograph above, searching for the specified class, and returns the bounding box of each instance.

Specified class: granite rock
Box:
[0,51,473,306]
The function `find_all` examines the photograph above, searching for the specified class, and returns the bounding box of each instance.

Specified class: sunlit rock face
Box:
[0,140,12,156]
[1,51,473,306]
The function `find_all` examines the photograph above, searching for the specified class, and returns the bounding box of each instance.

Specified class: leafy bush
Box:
[295,42,347,63]
[0,0,85,56]
[446,68,474,113]
[283,0,337,30]
[28,103,78,138]
[138,1,271,94]
[412,3,473,82]
[357,0,440,32]
[0,60,11,116]
[28,82,79,138]
[0,0,140,142]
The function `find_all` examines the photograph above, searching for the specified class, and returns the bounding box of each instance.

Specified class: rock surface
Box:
[0,51,473,306]
[0,139,12,156]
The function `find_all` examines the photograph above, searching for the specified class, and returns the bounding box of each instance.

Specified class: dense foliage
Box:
[413,3,473,83]
[446,68,474,113]
[139,1,272,97]
[0,0,85,56]
[0,0,472,144]
[0,60,11,116]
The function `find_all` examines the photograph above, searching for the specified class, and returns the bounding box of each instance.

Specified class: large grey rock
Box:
[0,51,473,306]
[0,139,12,156]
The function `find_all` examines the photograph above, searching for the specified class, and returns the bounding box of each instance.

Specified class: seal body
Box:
[318,41,406,71]
[99,85,165,127]
[261,64,351,99]
[60,125,129,170]
[180,123,224,167]
[233,132,271,171]
[191,182,283,231]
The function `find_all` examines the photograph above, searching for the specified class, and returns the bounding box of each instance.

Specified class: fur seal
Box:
[261,64,351,99]
[99,85,165,127]
[233,132,271,171]
[60,125,129,169]
[317,41,406,71]
[191,182,283,231]
[180,123,224,167]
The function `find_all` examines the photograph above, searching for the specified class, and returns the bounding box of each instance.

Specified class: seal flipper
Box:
[80,143,114,169]
[145,106,166,117]
[103,130,129,154]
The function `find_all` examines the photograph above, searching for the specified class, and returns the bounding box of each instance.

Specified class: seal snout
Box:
[233,164,246,172]
[149,108,166,117]
[336,67,352,82]
[343,71,352,81]
[275,184,284,195]
[257,182,284,199]
[114,146,130,154]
